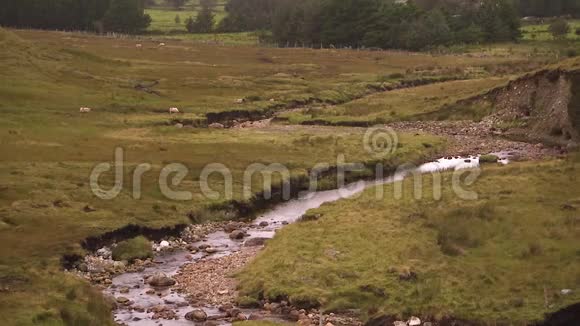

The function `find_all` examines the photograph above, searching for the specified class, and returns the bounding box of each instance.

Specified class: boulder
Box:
[229,230,246,240]
[204,247,218,254]
[116,296,130,304]
[185,309,207,322]
[147,272,176,287]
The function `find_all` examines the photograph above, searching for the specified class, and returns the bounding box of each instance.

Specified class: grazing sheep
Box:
[235,98,245,104]
[136,43,142,48]
[79,107,91,113]
[158,43,166,47]
[169,107,180,114]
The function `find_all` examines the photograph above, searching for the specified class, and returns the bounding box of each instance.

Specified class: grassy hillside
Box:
[237,158,580,324]
[0,26,576,325]
[0,28,449,325]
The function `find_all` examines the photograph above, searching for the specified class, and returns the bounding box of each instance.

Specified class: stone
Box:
[244,237,268,247]
[145,289,156,295]
[218,303,233,312]
[119,287,130,294]
[408,316,421,326]
[289,310,301,321]
[249,312,263,320]
[185,309,207,322]
[77,263,89,272]
[229,230,246,240]
[148,272,176,287]
[259,221,269,227]
[204,247,218,254]
[393,322,406,326]
[175,123,184,128]
[159,240,170,248]
[116,296,130,304]
[561,289,573,295]
[209,123,225,129]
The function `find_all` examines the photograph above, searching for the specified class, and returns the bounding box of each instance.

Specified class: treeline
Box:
[220,0,522,50]
[0,0,151,33]
[518,0,579,17]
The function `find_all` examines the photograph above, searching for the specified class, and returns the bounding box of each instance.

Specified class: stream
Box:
[104,155,508,325]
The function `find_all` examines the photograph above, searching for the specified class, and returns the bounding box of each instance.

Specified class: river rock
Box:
[408,316,421,326]
[393,321,406,326]
[204,247,218,254]
[77,262,89,272]
[561,289,573,295]
[259,221,269,227]
[218,303,233,312]
[185,309,207,322]
[209,123,225,129]
[116,296,130,304]
[148,272,176,287]
[289,310,301,321]
[229,230,246,240]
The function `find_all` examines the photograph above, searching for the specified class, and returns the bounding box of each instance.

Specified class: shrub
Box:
[548,19,570,39]
[479,154,499,163]
[111,236,153,262]
[565,48,578,58]
[576,27,580,36]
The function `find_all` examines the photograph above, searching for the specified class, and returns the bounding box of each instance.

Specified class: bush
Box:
[111,236,153,262]
[576,27,580,36]
[565,48,578,58]
[479,154,499,163]
[548,19,571,39]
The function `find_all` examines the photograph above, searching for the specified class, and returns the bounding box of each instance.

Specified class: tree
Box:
[103,0,152,33]
[185,16,195,33]
[175,14,181,24]
[549,19,571,40]
[191,4,215,33]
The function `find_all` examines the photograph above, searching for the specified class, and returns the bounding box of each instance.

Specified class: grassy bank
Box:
[237,158,580,324]
[279,77,509,125]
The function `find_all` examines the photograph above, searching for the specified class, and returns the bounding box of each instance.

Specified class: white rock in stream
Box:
[408,316,421,326]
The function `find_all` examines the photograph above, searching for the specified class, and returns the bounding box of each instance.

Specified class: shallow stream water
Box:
[107,155,506,325]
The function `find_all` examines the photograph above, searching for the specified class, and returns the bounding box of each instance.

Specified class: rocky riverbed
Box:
[73,154,520,326]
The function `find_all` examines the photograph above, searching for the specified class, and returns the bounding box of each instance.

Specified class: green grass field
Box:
[521,19,580,41]
[0,26,578,326]
[237,158,580,324]
[145,0,227,33]
[0,28,450,325]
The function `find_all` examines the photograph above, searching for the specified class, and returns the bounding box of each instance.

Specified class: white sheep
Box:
[79,107,91,113]
[136,43,142,48]
[235,98,245,104]
[169,107,180,114]
[158,43,166,47]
